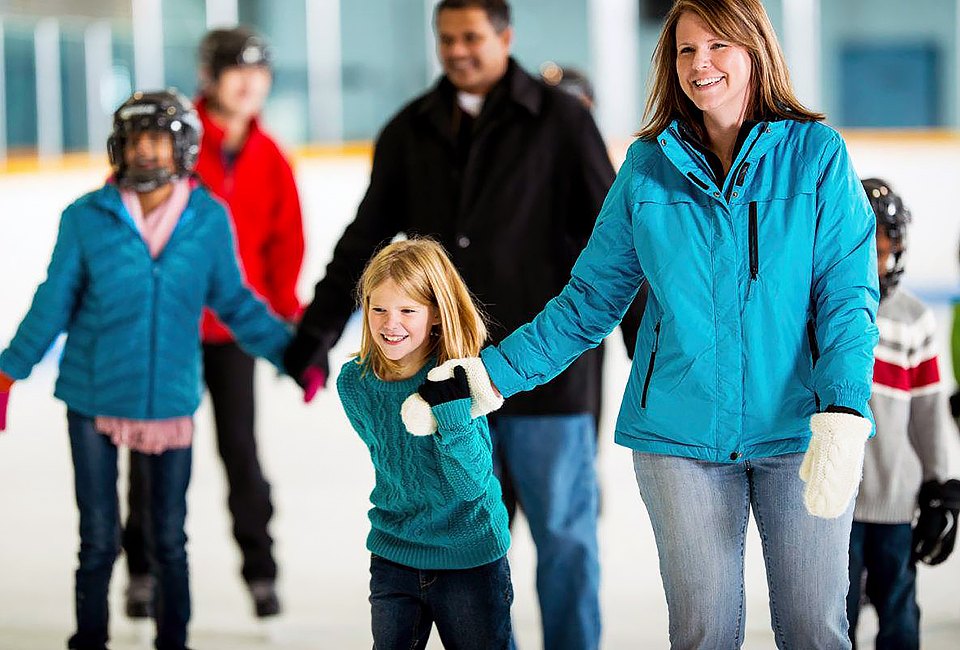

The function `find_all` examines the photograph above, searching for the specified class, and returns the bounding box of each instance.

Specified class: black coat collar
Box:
[417,58,543,123]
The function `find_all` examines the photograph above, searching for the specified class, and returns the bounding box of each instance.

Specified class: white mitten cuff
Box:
[799,412,871,519]
[401,357,504,436]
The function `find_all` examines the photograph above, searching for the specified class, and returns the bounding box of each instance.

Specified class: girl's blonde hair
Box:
[356,238,488,378]
[637,0,823,141]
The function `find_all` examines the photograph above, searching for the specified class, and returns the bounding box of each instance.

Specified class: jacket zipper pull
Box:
[735,162,751,187]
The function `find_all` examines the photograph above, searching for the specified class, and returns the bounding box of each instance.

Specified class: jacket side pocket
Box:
[641,319,662,409]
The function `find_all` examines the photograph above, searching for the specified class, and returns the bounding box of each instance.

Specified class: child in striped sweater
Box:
[335,238,513,649]
[846,178,956,648]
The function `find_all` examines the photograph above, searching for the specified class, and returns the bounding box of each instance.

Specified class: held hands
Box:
[401,357,504,436]
[912,478,960,565]
[799,412,871,519]
[418,365,471,407]
[283,329,332,404]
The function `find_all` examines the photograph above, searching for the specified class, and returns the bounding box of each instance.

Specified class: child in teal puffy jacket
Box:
[0,90,291,650]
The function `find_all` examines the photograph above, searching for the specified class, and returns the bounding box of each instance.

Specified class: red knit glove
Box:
[302,366,327,404]
[0,371,13,432]
[0,390,9,431]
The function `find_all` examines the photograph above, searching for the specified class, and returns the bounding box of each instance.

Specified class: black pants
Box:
[124,342,277,583]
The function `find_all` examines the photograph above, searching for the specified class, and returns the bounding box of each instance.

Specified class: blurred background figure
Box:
[847,178,957,649]
[536,60,646,514]
[122,26,305,621]
[539,61,595,109]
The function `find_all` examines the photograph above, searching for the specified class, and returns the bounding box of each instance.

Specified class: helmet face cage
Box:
[862,177,911,298]
[199,28,272,82]
[107,90,202,192]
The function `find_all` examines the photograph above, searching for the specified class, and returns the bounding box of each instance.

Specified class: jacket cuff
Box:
[0,350,31,382]
[819,384,871,423]
[479,345,522,398]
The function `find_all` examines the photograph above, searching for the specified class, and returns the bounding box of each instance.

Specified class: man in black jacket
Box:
[285,2,633,647]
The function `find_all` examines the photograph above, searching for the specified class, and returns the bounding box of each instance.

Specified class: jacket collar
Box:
[417,57,543,122]
[91,182,200,232]
[657,119,789,201]
[195,96,264,151]
[91,182,128,219]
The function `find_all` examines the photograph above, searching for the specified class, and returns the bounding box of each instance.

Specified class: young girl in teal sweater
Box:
[335,238,512,649]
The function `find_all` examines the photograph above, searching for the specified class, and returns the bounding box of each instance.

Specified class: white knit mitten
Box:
[799,412,871,519]
[401,357,503,436]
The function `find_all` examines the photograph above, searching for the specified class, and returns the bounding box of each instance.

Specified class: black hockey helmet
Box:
[539,62,595,108]
[862,177,910,298]
[199,26,272,82]
[107,89,202,192]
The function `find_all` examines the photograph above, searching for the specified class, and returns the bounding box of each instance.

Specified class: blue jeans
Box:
[633,451,853,650]
[489,413,600,650]
[66,411,192,650]
[847,522,919,650]
[369,554,514,649]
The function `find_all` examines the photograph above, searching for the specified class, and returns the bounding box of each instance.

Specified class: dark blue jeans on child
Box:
[369,554,514,649]
[66,411,192,650]
[847,521,920,650]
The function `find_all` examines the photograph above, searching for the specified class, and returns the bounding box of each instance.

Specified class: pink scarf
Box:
[119,179,190,259]
[100,179,195,454]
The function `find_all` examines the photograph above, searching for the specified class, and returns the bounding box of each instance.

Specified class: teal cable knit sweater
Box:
[336,358,510,570]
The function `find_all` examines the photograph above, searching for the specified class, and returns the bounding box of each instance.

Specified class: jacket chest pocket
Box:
[748,202,759,281]
[633,199,706,284]
[742,194,817,298]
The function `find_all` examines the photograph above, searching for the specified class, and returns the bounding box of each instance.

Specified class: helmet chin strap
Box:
[879,249,906,299]
[118,167,177,193]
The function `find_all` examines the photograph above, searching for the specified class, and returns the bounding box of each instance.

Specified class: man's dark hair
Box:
[435,0,511,33]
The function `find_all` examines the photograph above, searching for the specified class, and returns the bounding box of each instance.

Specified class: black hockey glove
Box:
[949,390,960,418]
[912,479,960,565]
[418,365,470,407]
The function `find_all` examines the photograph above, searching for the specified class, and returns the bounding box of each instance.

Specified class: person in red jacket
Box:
[122,26,305,619]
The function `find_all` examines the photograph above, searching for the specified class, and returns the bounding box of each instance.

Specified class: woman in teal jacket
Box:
[477,1,878,647]
[0,91,291,650]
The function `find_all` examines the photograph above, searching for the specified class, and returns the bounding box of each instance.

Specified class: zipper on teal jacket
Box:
[148,264,159,418]
[641,319,662,409]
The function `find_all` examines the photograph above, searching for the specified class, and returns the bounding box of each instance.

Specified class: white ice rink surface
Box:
[2,140,960,649]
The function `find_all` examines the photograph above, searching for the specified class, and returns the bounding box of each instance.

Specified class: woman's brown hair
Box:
[637,0,823,141]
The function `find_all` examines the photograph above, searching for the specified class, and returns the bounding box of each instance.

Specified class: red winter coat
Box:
[195,98,305,343]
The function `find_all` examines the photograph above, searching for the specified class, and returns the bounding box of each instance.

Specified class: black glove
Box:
[283,327,333,388]
[949,390,960,418]
[912,479,960,565]
[418,365,470,407]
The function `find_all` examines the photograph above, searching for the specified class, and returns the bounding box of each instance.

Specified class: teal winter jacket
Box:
[0,183,292,419]
[481,120,880,463]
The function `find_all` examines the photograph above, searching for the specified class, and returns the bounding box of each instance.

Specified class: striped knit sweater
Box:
[336,357,510,570]
[855,287,950,523]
